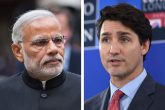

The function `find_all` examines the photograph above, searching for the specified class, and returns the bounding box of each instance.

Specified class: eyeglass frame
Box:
[17,33,67,51]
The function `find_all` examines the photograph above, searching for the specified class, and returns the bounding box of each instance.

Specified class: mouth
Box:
[43,59,62,65]
[108,59,124,66]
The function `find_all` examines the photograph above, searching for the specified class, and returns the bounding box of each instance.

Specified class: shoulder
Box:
[0,73,22,87]
[85,89,107,104]
[141,75,165,104]
[85,89,109,110]
[62,71,81,100]
[65,71,81,82]
[0,72,23,95]
[64,71,81,87]
[144,74,165,93]
[150,82,165,109]
[154,82,165,95]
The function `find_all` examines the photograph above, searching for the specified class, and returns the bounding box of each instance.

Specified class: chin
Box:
[108,69,124,77]
[41,66,63,76]
[110,71,131,79]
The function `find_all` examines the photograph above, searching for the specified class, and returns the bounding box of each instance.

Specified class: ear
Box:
[141,40,150,55]
[11,43,24,62]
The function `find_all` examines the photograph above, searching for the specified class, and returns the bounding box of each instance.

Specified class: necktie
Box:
[108,90,124,110]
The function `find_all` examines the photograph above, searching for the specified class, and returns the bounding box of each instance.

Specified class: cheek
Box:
[59,47,65,58]
[125,46,142,62]
[26,52,43,64]
[22,45,33,58]
[23,45,43,62]
[99,49,107,63]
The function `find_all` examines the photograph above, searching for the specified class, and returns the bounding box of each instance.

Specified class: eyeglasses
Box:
[18,33,66,51]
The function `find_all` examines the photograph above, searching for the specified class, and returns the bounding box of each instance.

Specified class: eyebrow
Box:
[100,31,132,37]
[100,32,111,36]
[117,31,132,36]
[31,35,48,41]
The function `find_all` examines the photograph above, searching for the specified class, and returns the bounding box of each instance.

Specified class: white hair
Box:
[12,10,56,43]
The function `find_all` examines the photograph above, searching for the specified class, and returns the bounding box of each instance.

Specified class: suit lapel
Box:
[100,88,110,110]
[128,75,156,110]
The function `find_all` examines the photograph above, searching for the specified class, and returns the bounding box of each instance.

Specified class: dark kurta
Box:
[0,70,81,110]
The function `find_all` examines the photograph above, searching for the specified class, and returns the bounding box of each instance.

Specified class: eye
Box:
[101,36,110,44]
[53,36,64,45]
[31,39,49,46]
[120,36,130,43]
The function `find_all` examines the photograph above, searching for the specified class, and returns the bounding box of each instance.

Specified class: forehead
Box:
[28,17,61,30]
[100,20,135,35]
[22,17,61,39]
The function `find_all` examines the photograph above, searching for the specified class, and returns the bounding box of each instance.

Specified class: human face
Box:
[99,20,149,84]
[20,17,64,81]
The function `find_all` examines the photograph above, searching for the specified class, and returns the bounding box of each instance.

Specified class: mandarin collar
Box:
[22,70,66,90]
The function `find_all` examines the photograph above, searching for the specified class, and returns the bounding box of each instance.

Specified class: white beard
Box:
[23,50,64,80]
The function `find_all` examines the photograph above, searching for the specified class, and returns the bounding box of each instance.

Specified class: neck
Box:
[111,67,144,88]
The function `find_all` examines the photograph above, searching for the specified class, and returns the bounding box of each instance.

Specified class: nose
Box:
[109,41,120,56]
[46,39,58,55]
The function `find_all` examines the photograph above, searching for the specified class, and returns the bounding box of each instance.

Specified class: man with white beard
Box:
[0,10,80,110]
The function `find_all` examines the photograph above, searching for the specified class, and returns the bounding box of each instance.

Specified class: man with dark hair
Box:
[85,3,165,110]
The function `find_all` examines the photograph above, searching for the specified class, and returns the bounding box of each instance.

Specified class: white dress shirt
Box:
[109,69,147,110]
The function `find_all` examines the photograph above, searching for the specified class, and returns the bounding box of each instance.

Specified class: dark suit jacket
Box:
[85,75,165,110]
[0,70,81,110]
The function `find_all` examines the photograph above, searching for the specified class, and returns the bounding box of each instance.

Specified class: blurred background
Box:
[85,0,165,100]
[0,0,81,79]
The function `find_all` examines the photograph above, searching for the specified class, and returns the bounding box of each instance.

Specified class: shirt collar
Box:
[22,69,66,90]
[110,69,147,99]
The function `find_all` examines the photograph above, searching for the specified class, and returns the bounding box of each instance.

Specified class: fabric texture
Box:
[85,74,165,110]
[0,70,81,110]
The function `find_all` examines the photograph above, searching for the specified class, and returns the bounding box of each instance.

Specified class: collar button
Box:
[41,93,47,98]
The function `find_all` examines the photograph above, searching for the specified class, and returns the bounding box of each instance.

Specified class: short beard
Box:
[23,53,63,81]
